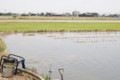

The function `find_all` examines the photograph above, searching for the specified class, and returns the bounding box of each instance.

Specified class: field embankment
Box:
[0,22,120,32]
[0,16,120,20]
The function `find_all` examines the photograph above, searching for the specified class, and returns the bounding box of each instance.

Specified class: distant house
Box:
[28,13,38,16]
[72,11,80,17]
[118,15,120,17]
[108,14,120,17]
[21,13,29,16]
[79,13,99,17]
[0,12,3,16]
[40,13,45,16]
[45,12,64,16]
[52,14,64,16]
[45,12,55,16]
[64,13,71,16]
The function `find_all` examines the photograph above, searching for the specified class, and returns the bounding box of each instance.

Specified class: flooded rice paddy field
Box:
[1,32,120,80]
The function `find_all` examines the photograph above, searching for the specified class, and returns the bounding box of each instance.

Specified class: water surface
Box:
[1,32,120,80]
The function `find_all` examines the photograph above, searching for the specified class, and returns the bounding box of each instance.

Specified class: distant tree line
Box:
[0,11,120,17]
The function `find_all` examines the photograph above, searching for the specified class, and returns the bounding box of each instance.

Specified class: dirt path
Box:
[0,73,26,80]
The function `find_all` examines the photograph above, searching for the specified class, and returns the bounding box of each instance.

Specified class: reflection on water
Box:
[1,32,120,80]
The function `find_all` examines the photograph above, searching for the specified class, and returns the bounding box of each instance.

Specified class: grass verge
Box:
[0,38,7,52]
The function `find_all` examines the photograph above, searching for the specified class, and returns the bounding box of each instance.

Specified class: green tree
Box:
[13,15,17,19]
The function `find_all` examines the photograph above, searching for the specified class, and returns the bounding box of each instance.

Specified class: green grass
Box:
[0,38,7,52]
[0,22,120,32]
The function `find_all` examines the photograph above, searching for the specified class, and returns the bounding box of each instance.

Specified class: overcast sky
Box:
[0,0,120,14]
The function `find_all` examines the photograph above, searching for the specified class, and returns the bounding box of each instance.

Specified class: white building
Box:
[72,11,80,17]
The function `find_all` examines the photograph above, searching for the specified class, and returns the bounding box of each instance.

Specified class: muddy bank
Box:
[0,30,120,33]
[0,30,120,38]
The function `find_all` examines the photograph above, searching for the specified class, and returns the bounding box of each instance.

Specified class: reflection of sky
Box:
[1,32,120,80]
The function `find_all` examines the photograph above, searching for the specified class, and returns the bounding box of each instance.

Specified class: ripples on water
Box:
[1,32,120,80]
